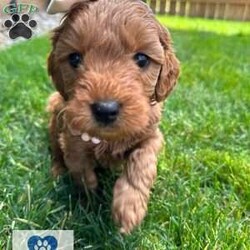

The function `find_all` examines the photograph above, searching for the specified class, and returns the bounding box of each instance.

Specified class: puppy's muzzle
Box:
[91,100,120,125]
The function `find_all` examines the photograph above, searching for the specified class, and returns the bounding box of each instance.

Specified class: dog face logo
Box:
[27,235,58,250]
[3,13,37,39]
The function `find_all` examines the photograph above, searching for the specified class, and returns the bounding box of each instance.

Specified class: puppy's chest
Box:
[90,141,130,165]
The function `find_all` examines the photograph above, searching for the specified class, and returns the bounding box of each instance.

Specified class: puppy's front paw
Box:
[112,177,147,234]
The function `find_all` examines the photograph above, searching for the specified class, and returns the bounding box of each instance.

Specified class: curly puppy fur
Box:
[47,0,179,233]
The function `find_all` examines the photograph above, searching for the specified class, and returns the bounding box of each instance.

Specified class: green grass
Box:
[0,16,250,249]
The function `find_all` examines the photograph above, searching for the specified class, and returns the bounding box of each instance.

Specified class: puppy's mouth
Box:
[66,96,150,142]
[80,129,121,144]
[67,119,123,143]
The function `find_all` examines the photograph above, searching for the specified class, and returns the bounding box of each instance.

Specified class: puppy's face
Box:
[48,0,179,140]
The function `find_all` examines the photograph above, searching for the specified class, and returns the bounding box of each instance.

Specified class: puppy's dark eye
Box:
[68,52,82,68]
[134,53,150,68]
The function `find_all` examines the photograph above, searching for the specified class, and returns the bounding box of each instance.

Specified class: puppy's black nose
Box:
[91,100,119,125]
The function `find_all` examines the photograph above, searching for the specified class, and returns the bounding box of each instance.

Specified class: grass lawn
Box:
[0,16,250,249]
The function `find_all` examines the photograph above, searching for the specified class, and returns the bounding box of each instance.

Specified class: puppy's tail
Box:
[46,91,65,115]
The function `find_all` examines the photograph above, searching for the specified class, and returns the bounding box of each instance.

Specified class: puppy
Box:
[47,0,179,233]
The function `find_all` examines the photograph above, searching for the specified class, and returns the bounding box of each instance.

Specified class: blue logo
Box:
[27,235,58,250]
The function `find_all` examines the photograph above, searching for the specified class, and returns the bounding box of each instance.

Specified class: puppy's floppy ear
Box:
[48,2,92,101]
[47,26,68,100]
[155,26,180,102]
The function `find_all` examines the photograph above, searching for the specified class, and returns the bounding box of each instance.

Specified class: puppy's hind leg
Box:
[47,92,67,177]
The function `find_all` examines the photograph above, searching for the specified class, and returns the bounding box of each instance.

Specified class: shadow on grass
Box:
[47,164,124,249]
